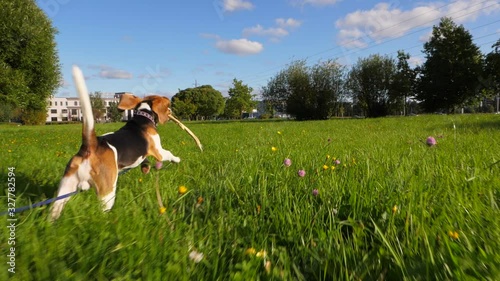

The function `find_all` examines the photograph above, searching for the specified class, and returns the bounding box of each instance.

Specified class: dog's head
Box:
[118,93,171,124]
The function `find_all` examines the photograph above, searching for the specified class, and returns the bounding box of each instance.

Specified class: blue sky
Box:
[37,0,500,99]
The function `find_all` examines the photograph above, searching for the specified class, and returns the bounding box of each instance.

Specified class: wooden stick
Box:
[168,114,203,151]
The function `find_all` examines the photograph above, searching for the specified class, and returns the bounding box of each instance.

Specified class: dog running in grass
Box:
[50,66,201,220]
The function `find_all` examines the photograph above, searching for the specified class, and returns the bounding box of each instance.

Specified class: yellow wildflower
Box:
[448,230,459,239]
[245,248,256,255]
[178,185,188,195]
[392,205,398,214]
[322,165,329,171]
[256,250,267,258]
[159,207,166,214]
[271,147,278,152]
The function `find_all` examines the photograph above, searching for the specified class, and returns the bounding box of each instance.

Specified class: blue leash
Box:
[0,168,133,216]
[0,191,79,216]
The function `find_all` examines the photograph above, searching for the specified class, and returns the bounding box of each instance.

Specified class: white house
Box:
[46,93,131,123]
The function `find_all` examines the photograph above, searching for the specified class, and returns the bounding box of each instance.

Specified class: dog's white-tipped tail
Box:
[72,65,96,148]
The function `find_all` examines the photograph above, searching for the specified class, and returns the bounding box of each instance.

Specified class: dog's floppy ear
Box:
[118,94,142,110]
[150,96,171,124]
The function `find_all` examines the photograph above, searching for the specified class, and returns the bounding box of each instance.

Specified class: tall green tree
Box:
[484,39,500,99]
[107,101,123,122]
[171,98,196,120]
[391,51,416,115]
[261,69,289,116]
[0,0,61,124]
[90,91,106,122]
[224,78,256,119]
[310,60,345,118]
[347,54,397,117]
[262,60,344,120]
[285,60,313,120]
[416,17,482,113]
[172,85,224,120]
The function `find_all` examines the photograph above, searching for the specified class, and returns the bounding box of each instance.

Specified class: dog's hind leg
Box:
[95,174,118,212]
[50,157,83,221]
[93,147,119,212]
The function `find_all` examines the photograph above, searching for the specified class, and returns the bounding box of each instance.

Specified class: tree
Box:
[309,60,345,118]
[261,69,289,116]
[0,0,61,124]
[391,51,416,115]
[262,60,345,120]
[484,39,500,100]
[347,54,397,117]
[416,17,482,113]
[171,98,196,120]
[286,60,316,120]
[0,103,17,122]
[90,91,106,122]
[224,78,256,119]
[107,101,123,122]
[172,85,224,120]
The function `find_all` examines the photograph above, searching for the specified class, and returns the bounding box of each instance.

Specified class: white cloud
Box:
[336,0,500,48]
[276,18,302,28]
[409,56,424,66]
[418,30,433,43]
[242,18,302,42]
[243,25,289,38]
[215,38,263,55]
[89,65,133,80]
[223,0,254,12]
[292,0,341,6]
[59,79,71,88]
[137,67,170,79]
[100,69,133,79]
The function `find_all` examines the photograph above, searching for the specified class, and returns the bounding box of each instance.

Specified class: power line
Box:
[239,0,469,82]
[241,1,499,85]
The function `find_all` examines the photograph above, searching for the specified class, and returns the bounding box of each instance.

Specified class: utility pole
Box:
[193,80,198,87]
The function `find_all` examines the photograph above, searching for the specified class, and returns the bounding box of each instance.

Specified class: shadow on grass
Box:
[0,169,60,216]
[469,118,500,130]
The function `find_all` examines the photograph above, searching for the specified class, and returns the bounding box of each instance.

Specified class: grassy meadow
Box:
[1,114,499,280]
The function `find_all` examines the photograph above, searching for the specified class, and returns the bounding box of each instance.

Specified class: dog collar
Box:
[134,110,156,127]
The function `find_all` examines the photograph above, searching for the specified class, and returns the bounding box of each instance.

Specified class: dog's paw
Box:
[141,163,151,174]
[160,150,181,163]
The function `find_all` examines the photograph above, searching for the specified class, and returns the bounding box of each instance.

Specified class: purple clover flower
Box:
[155,161,163,170]
[334,159,341,165]
[426,136,437,147]
[297,169,306,177]
[312,189,319,196]
[283,158,292,167]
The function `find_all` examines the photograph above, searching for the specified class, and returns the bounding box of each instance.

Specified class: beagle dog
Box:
[50,66,180,220]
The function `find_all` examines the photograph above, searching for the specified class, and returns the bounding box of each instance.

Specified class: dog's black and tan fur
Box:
[50,66,180,220]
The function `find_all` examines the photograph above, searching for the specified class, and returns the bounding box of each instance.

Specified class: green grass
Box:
[1,114,499,280]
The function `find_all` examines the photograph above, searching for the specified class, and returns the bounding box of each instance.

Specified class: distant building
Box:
[46,92,133,123]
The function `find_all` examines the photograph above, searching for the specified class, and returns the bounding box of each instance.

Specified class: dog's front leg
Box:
[159,149,180,163]
[150,134,180,163]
